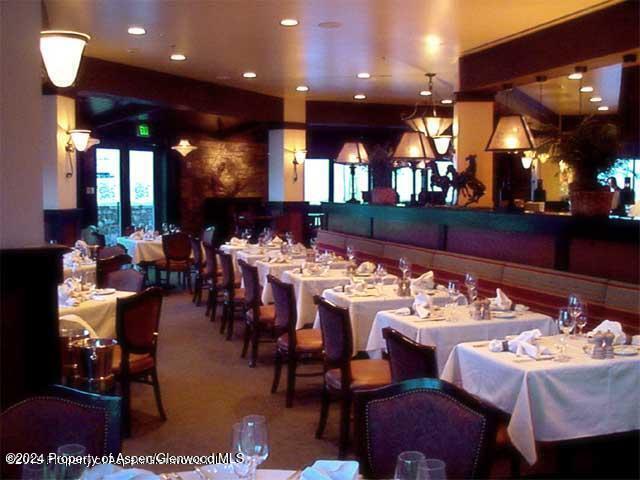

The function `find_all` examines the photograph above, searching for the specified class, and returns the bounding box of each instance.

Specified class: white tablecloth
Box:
[314,284,415,352]
[367,306,557,373]
[441,335,640,465]
[63,262,96,283]
[178,469,295,480]
[117,237,164,264]
[257,259,304,304]
[59,291,135,338]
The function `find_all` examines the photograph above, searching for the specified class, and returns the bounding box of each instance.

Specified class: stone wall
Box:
[179,134,268,233]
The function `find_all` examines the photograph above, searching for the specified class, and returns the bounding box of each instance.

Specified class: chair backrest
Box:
[1,385,121,478]
[116,287,163,354]
[161,232,191,261]
[218,251,234,289]
[203,244,218,278]
[190,236,203,270]
[97,244,127,260]
[96,254,132,288]
[268,275,297,336]
[353,378,498,480]
[238,259,260,307]
[382,327,438,382]
[104,269,145,293]
[81,225,106,247]
[202,226,216,248]
[123,226,135,236]
[315,296,353,377]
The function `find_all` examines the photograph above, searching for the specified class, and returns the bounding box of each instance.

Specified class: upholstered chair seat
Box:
[247,304,276,324]
[112,346,155,375]
[325,359,391,390]
[276,328,323,353]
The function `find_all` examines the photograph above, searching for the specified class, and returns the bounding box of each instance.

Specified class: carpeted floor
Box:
[123,289,337,475]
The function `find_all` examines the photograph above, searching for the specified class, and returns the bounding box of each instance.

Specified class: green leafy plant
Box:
[556,116,619,190]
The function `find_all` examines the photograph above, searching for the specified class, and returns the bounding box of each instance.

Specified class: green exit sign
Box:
[137,124,150,137]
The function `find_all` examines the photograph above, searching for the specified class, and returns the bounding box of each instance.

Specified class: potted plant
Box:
[556,116,619,216]
[368,144,398,205]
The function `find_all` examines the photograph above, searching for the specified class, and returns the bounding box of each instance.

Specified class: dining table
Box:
[367,305,556,372]
[441,335,640,465]
[117,236,165,264]
[62,261,96,283]
[174,468,295,480]
[58,290,135,338]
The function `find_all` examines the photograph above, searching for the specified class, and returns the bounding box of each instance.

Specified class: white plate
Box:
[614,346,638,356]
[493,311,516,319]
[198,463,237,480]
[93,288,116,295]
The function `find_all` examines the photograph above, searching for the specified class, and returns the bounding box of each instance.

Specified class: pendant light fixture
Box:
[172,139,198,157]
[40,30,90,87]
[392,131,436,206]
[521,75,547,168]
[335,142,368,203]
[486,84,536,152]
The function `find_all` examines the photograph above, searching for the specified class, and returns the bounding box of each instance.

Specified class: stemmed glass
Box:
[399,257,411,279]
[55,444,86,480]
[567,293,583,337]
[232,423,253,480]
[576,312,588,337]
[395,451,426,480]
[417,459,447,480]
[374,264,387,295]
[285,231,294,245]
[464,273,478,303]
[447,280,460,309]
[555,308,576,362]
[346,245,355,262]
[238,415,269,480]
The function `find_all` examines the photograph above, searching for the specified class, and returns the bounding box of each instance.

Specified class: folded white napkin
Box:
[393,307,412,316]
[410,271,435,294]
[229,237,247,246]
[490,288,513,311]
[489,329,549,358]
[345,281,367,294]
[301,460,359,480]
[587,320,627,345]
[412,292,433,319]
[74,240,89,256]
[271,235,283,244]
[356,261,376,274]
[514,303,529,312]
[82,463,158,480]
[58,279,81,307]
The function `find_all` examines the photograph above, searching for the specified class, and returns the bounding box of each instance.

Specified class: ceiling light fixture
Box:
[356,72,371,79]
[170,53,186,61]
[568,66,587,80]
[353,94,366,100]
[392,131,437,206]
[127,26,146,35]
[589,96,602,103]
[296,85,309,92]
[580,86,594,93]
[172,139,198,157]
[440,99,453,105]
[597,105,609,111]
[40,30,90,87]
[486,85,535,153]
[335,142,369,203]
[242,71,257,78]
[419,90,432,97]
[280,18,299,27]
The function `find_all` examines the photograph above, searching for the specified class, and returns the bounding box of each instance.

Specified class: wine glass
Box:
[285,231,294,245]
[232,422,253,480]
[576,312,588,337]
[464,273,478,302]
[239,415,269,480]
[399,257,411,279]
[374,264,387,295]
[555,308,575,362]
[417,459,447,480]
[447,280,460,309]
[567,293,583,337]
[395,451,426,480]
[346,245,355,263]
[55,444,86,480]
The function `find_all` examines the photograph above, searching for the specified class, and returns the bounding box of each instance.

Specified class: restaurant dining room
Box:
[1,0,640,479]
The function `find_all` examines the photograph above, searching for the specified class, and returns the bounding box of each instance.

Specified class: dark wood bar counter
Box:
[320,202,640,284]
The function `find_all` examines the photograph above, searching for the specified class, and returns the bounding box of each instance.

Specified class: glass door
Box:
[129,150,155,231]
[96,148,121,245]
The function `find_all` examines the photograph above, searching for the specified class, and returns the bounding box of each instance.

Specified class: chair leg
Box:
[249,322,260,367]
[241,321,251,358]
[286,356,297,408]
[205,287,212,316]
[226,305,236,341]
[121,376,131,438]
[193,276,201,304]
[338,395,352,459]
[219,302,228,334]
[316,384,330,439]
[186,270,192,293]
[151,367,167,421]
[210,288,219,323]
[271,349,283,394]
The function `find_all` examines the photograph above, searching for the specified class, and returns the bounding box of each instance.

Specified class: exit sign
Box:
[137,124,150,137]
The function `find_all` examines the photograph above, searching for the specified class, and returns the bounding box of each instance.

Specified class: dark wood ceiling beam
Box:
[459,1,640,91]
[496,88,559,126]
[44,57,283,123]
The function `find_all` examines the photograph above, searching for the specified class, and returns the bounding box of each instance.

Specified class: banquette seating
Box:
[316,230,640,334]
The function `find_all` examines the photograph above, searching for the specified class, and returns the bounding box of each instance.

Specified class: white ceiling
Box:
[45,0,619,107]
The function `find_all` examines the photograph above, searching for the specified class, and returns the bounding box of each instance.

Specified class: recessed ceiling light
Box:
[589,96,602,102]
[567,72,583,80]
[128,26,146,35]
[419,90,432,96]
[242,71,257,78]
[280,18,299,27]
[353,94,366,100]
[597,105,609,111]
[580,86,594,93]
[296,85,309,92]
[441,99,453,104]
[170,53,186,61]
[318,21,342,29]
[357,72,371,79]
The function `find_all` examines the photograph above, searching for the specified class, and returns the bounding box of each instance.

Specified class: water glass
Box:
[576,313,588,337]
[55,444,86,480]
[22,463,52,480]
[417,459,447,480]
[346,245,355,262]
[567,293,583,334]
[232,422,253,479]
[399,256,411,279]
[240,415,269,479]
[395,451,426,480]
[555,308,575,362]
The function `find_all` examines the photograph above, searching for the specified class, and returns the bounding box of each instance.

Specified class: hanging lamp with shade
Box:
[335,141,368,203]
[172,139,198,157]
[392,131,436,206]
[40,30,90,87]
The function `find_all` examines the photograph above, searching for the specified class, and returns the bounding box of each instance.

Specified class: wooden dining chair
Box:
[202,244,223,320]
[238,259,277,366]
[96,254,132,288]
[156,232,192,290]
[104,268,145,293]
[218,251,245,339]
[314,296,391,458]
[269,275,323,407]
[353,378,499,479]
[201,226,216,248]
[112,287,166,436]
[97,244,127,260]
[190,236,204,304]
[382,327,438,382]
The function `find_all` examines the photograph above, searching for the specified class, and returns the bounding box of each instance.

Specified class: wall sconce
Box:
[64,129,99,178]
[521,150,535,169]
[172,139,198,157]
[40,30,90,87]
[285,148,306,182]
